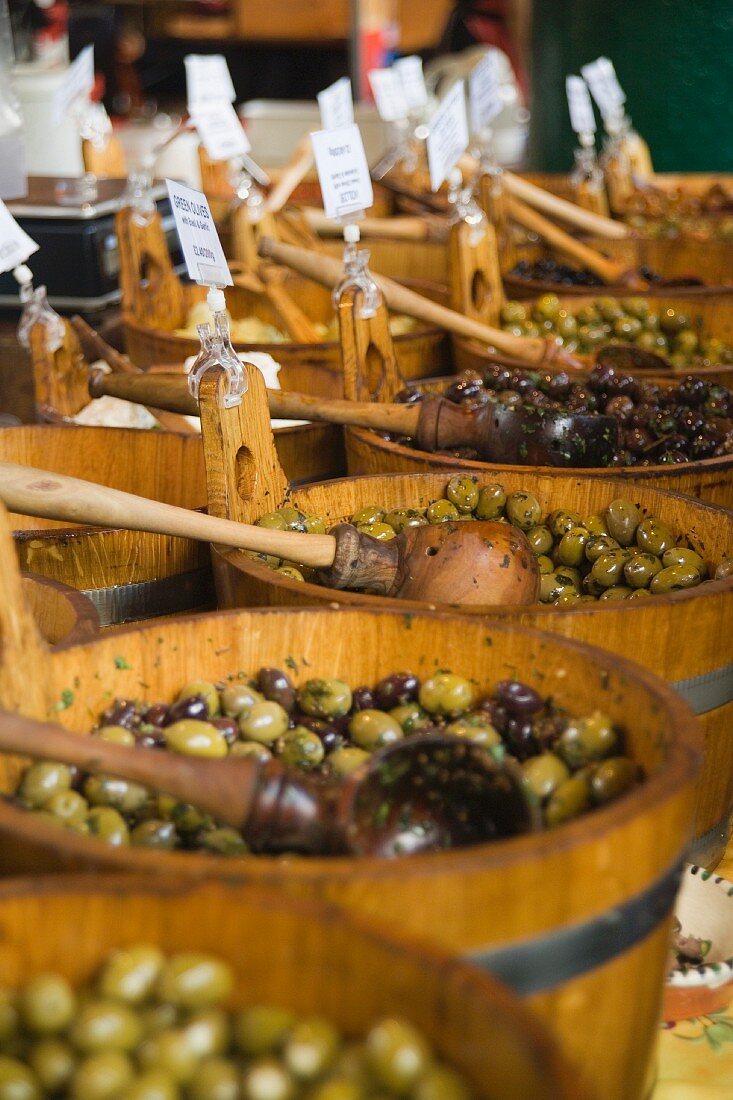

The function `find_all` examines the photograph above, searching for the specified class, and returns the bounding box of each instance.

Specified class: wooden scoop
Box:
[500,170,631,240]
[257,237,582,371]
[262,135,315,217]
[89,371,620,469]
[0,709,536,856]
[0,462,540,606]
[302,207,448,243]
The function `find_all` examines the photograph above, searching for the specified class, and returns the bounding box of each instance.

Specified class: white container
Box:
[240,99,390,166]
[13,62,84,177]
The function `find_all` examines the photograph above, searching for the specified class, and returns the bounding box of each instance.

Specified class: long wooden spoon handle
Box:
[503,171,630,239]
[506,196,630,284]
[257,237,553,366]
[0,461,337,568]
[262,136,314,216]
[303,208,433,241]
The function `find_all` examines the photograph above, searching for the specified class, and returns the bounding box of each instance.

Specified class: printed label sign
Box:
[0,200,39,275]
[581,57,625,118]
[165,179,232,287]
[51,45,94,124]
[426,81,469,192]
[190,101,251,162]
[318,77,354,132]
[368,67,408,122]
[311,124,373,219]
[566,75,596,135]
[395,55,428,110]
[469,51,502,134]
[185,54,236,109]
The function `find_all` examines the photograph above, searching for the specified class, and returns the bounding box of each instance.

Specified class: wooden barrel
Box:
[519,172,733,204]
[0,876,588,1100]
[21,573,98,646]
[453,292,733,388]
[0,576,698,1098]
[504,237,733,298]
[322,236,450,286]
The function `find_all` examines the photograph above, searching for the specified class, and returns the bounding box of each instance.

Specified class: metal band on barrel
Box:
[465,859,683,996]
[82,569,215,627]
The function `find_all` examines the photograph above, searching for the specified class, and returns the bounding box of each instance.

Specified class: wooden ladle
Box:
[88,370,620,468]
[0,462,540,606]
[0,709,536,856]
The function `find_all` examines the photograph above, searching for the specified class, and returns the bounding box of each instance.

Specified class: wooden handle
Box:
[116,207,187,329]
[0,502,51,719]
[89,370,200,415]
[257,237,556,367]
[448,219,505,327]
[258,265,323,343]
[502,171,630,240]
[303,208,433,241]
[262,136,314,216]
[30,318,91,421]
[338,285,407,403]
[0,461,337,569]
[506,196,632,284]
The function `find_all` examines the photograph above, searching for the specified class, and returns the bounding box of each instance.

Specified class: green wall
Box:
[529,0,733,172]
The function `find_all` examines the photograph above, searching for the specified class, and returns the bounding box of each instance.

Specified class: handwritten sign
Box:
[165,179,232,287]
[51,45,94,124]
[318,77,354,132]
[0,200,39,275]
[469,51,502,134]
[395,56,428,111]
[426,81,469,192]
[311,124,373,220]
[190,101,251,162]
[566,76,596,136]
[368,67,408,122]
[185,54,236,109]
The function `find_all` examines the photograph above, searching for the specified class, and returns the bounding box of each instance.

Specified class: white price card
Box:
[0,200,38,275]
[190,101,251,162]
[581,57,625,119]
[395,56,428,111]
[566,76,596,135]
[51,44,94,124]
[469,51,502,134]
[310,124,373,220]
[368,67,408,122]
[426,81,469,192]
[165,179,232,287]
[317,77,354,132]
[185,54,236,109]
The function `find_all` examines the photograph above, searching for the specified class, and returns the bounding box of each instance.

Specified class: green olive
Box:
[445,476,479,514]
[275,566,306,581]
[238,701,289,744]
[614,317,642,340]
[389,702,431,735]
[522,753,570,801]
[0,1056,41,1100]
[156,955,234,1009]
[221,683,264,718]
[544,773,592,827]
[99,945,164,1005]
[115,1069,179,1100]
[349,710,403,751]
[536,555,554,576]
[328,747,370,777]
[627,588,652,600]
[546,510,582,539]
[474,483,506,520]
[157,798,209,833]
[242,1058,296,1100]
[504,490,541,531]
[426,499,460,524]
[650,564,703,594]
[635,517,676,557]
[283,1017,339,1080]
[234,1006,295,1056]
[605,499,641,547]
[366,1018,432,1093]
[230,741,273,761]
[662,547,706,575]
[180,1009,230,1059]
[351,505,384,527]
[199,827,249,856]
[177,681,220,717]
[164,720,228,758]
[96,725,136,746]
[19,974,76,1034]
[356,522,397,542]
[555,312,578,340]
[558,711,617,768]
[557,528,588,568]
[137,1030,198,1085]
[715,558,733,580]
[86,807,130,846]
[138,1004,179,1037]
[84,775,150,814]
[526,525,553,556]
[68,1001,142,1053]
[277,507,308,532]
[446,715,501,746]
[599,586,633,601]
[309,1079,363,1100]
[298,679,352,719]
[591,757,638,804]
[540,572,575,603]
[189,1058,241,1100]
[18,762,72,809]
[130,821,179,850]
[590,549,628,588]
[500,301,527,325]
[70,1051,134,1100]
[419,673,474,717]
[583,514,609,537]
[27,1038,75,1094]
[575,304,600,325]
[277,728,325,769]
[384,509,427,533]
[43,789,88,826]
[673,329,698,356]
[624,553,663,589]
[303,514,327,535]
[533,293,561,321]
[257,513,287,530]
[621,298,650,321]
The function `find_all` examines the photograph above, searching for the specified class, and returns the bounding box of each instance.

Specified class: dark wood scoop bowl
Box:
[0,462,540,606]
[0,710,537,856]
[89,370,620,469]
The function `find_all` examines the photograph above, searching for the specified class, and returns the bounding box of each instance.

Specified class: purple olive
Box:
[476,698,508,733]
[294,715,346,754]
[504,717,538,760]
[100,700,138,729]
[144,703,170,727]
[163,694,209,725]
[605,395,635,422]
[494,680,544,717]
[211,717,239,745]
[444,373,484,404]
[374,673,420,710]
[394,386,424,405]
[135,728,166,749]
[351,686,376,711]
[257,668,296,713]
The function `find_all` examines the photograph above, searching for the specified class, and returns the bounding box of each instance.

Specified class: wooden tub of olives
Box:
[117,207,447,386]
[0,877,591,1100]
[194,361,732,868]
[0,499,697,1100]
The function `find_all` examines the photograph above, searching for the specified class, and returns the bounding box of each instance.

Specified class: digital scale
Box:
[0,177,184,313]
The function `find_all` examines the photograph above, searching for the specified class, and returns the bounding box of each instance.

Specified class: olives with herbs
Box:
[0,950,472,1100]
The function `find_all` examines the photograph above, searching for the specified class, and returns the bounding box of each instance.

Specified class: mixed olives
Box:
[390,363,733,467]
[252,480,733,598]
[0,947,471,1099]
[500,295,733,368]
[13,668,639,855]
[509,258,677,290]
